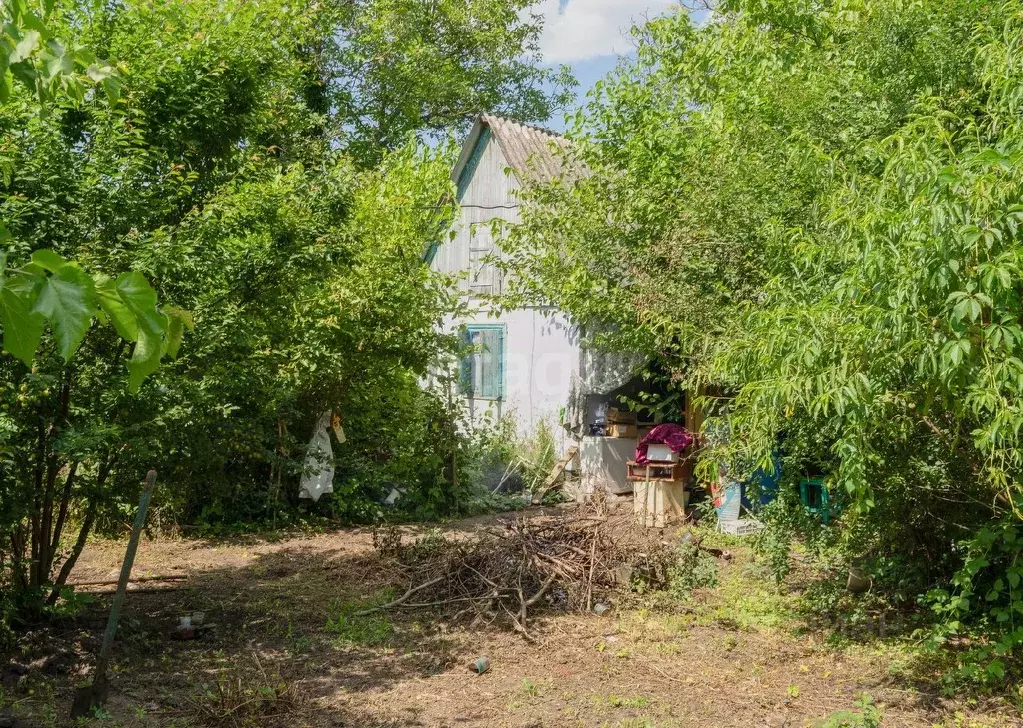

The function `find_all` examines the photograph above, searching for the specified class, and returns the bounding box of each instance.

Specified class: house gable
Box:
[431,114,569,282]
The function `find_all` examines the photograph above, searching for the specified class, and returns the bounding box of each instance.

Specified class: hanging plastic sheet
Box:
[299,411,335,503]
[564,339,645,438]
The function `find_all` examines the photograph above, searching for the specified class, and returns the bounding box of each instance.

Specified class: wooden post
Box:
[71,470,156,718]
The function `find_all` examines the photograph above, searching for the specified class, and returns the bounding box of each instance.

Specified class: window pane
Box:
[471,331,484,396]
[460,327,504,400]
[480,329,502,399]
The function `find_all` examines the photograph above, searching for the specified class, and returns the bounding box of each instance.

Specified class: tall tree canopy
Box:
[0,0,568,616]
[326,0,574,165]
[506,0,1023,676]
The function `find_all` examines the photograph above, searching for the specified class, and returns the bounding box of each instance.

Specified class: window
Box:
[460,325,504,400]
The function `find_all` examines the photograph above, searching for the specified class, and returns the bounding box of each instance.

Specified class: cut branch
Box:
[353,574,450,616]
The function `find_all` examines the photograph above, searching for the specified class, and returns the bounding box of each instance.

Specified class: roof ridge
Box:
[481,113,565,140]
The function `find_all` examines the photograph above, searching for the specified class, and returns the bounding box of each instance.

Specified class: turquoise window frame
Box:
[459,323,505,401]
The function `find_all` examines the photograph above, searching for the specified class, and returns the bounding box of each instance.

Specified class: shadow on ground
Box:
[5,540,489,727]
[3,515,1022,727]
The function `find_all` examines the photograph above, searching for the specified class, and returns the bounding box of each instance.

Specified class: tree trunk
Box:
[46,461,79,568]
[47,504,96,605]
[47,454,115,604]
[10,525,27,591]
[30,417,46,589]
[32,366,73,590]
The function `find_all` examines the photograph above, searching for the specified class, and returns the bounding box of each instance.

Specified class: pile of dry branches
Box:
[365,504,671,639]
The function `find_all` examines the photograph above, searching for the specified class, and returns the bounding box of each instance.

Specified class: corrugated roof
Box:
[480,113,571,185]
[451,114,574,190]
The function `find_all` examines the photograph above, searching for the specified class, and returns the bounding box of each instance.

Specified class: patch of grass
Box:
[816,694,881,727]
[654,641,681,655]
[604,695,652,709]
[519,678,552,698]
[607,718,658,728]
[684,524,745,550]
[324,588,397,645]
[695,566,796,632]
[837,641,926,689]
[666,540,719,601]
[619,609,691,642]
[935,715,1002,728]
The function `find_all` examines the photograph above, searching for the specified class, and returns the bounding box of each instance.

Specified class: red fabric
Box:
[635,423,693,465]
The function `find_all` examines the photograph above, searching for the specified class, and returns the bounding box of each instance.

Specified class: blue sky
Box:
[534,0,702,131]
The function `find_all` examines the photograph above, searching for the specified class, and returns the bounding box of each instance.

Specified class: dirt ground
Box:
[3,505,1022,728]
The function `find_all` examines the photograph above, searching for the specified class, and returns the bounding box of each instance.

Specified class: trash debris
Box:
[173,615,197,641]
[471,657,491,675]
[299,411,335,502]
[172,612,212,641]
[847,566,871,594]
[593,602,611,616]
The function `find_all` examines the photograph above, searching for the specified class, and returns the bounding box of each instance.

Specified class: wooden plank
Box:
[542,445,579,490]
[533,446,580,503]
[69,575,187,588]
[626,460,683,482]
[634,480,688,528]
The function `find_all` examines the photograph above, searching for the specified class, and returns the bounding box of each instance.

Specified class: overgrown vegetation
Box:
[5,0,1022,713]
[506,0,1023,691]
[191,662,306,728]
[0,0,571,625]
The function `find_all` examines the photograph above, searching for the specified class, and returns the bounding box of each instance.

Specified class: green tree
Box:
[323,0,575,166]
[1,0,174,375]
[507,0,1023,672]
[1,0,566,619]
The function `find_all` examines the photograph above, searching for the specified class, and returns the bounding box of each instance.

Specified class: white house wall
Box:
[444,307,579,445]
[432,129,581,447]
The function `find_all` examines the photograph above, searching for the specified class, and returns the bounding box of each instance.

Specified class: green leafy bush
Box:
[507,0,1023,682]
[665,538,719,600]
[818,695,882,728]
[0,0,570,624]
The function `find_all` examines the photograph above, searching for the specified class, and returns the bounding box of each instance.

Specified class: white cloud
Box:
[534,0,681,64]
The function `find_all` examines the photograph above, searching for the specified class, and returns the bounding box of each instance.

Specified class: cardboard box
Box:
[606,408,637,425]
[609,423,637,438]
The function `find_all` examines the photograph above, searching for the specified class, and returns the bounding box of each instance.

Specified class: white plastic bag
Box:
[299,411,335,502]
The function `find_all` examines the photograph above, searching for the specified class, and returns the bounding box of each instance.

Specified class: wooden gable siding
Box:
[431,130,519,292]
